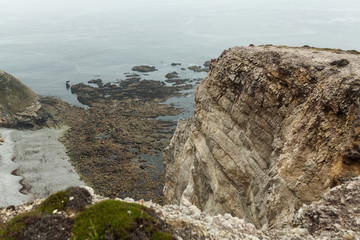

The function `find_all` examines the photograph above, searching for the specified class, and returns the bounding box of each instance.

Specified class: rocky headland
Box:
[1,45,360,239]
[0,71,49,129]
[163,45,360,231]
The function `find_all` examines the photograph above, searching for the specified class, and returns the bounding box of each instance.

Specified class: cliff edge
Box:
[163,46,360,229]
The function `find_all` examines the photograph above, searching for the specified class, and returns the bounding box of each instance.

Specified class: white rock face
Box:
[163,46,360,229]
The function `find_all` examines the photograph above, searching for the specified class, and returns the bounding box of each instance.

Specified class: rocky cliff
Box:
[163,45,360,229]
[0,70,48,128]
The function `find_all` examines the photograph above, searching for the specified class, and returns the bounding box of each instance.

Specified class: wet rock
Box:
[71,78,191,107]
[43,76,183,203]
[188,65,208,72]
[125,74,140,78]
[203,61,211,68]
[165,71,179,79]
[88,78,103,87]
[171,63,181,66]
[165,78,190,85]
[132,65,157,72]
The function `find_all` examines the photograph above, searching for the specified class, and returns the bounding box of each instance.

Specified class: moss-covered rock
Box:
[37,187,92,214]
[0,70,38,114]
[72,200,173,240]
[0,188,173,240]
[0,70,50,128]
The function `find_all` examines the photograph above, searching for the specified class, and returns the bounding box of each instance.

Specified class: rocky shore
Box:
[41,74,200,204]
[0,62,204,206]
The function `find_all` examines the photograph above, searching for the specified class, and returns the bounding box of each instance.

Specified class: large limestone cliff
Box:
[163,46,360,229]
[0,70,49,128]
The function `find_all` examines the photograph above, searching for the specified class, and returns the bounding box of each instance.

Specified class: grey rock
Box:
[163,46,360,229]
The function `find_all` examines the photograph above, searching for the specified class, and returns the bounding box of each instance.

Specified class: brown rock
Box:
[163,46,360,229]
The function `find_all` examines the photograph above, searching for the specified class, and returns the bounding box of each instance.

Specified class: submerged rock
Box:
[163,45,360,229]
[165,71,179,79]
[188,65,208,72]
[132,65,157,72]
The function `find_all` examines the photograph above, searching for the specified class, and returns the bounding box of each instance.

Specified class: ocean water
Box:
[0,0,359,107]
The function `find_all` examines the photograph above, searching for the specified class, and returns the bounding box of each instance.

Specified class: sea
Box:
[1,0,360,117]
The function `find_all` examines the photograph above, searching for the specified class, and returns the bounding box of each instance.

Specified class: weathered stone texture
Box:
[0,70,48,128]
[163,46,360,229]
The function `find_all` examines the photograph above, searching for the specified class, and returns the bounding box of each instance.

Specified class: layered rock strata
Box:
[163,46,360,229]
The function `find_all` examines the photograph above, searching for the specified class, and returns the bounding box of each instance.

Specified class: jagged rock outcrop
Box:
[0,70,49,128]
[163,45,360,229]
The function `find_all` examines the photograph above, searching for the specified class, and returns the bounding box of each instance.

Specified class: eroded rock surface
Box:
[163,46,360,229]
[0,71,49,129]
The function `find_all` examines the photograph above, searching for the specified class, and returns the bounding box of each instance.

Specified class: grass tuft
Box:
[71,199,173,240]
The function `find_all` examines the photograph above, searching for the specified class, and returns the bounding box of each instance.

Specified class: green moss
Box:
[36,187,92,214]
[1,188,172,240]
[151,231,174,240]
[71,200,173,240]
[0,212,39,240]
[37,190,69,214]
[0,71,38,114]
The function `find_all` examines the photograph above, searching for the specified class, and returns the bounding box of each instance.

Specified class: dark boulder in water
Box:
[132,65,157,72]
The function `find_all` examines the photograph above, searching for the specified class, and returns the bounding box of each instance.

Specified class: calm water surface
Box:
[1,0,359,106]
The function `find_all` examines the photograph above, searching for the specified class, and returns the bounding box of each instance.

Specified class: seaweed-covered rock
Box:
[132,65,157,72]
[188,65,208,72]
[165,71,179,79]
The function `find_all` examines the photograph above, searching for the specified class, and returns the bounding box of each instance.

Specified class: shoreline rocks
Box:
[188,65,208,72]
[165,71,179,79]
[132,65,157,72]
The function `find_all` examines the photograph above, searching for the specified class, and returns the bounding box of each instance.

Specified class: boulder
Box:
[131,65,157,72]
